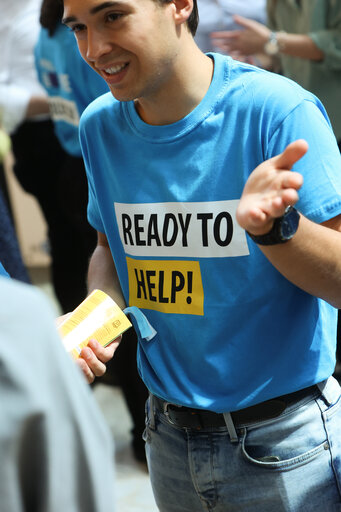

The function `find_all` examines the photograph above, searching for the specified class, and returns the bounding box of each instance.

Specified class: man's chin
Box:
[109,86,136,103]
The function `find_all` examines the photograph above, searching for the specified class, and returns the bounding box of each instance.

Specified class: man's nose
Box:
[86,29,112,62]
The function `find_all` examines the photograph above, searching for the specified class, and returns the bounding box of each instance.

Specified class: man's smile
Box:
[103,62,129,75]
[98,62,130,84]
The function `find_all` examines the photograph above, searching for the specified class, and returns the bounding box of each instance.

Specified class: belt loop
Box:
[223,412,238,443]
[148,394,156,429]
[317,377,340,406]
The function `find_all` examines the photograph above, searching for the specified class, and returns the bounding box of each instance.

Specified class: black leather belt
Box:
[152,385,319,430]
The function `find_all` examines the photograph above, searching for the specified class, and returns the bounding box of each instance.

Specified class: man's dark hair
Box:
[47,0,198,38]
[40,0,64,36]
[156,0,199,36]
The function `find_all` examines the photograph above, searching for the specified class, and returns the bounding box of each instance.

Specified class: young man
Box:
[62,0,341,509]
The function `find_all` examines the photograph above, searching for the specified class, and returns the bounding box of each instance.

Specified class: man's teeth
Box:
[105,64,127,74]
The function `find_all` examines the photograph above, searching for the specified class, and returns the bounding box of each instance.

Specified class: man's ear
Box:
[171,0,193,26]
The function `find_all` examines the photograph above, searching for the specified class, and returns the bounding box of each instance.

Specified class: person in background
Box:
[0,276,116,512]
[35,0,109,158]
[62,0,341,509]
[0,186,29,282]
[35,0,148,463]
[210,0,341,146]
[0,0,97,313]
[0,124,30,283]
[195,0,266,58]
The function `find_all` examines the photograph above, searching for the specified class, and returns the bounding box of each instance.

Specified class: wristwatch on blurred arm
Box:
[264,32,281,56]
[247,206,300,245]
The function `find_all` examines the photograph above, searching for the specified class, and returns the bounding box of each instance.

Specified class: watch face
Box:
[280,207,300,240]
[264,40,279,56]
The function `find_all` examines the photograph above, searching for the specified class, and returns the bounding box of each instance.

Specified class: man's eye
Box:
[70,24,86,33]
[107,13,124,22]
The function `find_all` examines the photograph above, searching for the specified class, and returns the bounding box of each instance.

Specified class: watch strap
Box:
[246,206,300,246]
[264,31,286,56]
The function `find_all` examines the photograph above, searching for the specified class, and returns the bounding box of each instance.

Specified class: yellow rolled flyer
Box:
[58,289,132,359]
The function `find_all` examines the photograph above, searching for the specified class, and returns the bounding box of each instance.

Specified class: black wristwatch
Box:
[247,206,300,245]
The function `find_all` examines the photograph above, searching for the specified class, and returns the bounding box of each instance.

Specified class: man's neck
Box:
[135,45,214,126]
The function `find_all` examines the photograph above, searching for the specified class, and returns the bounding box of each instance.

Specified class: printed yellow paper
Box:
[58,289,132,359]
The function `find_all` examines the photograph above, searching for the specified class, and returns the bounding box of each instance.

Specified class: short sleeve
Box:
[266,99,341,223]
[79,115,105,233]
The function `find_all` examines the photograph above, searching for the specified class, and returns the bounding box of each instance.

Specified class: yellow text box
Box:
[127,257,204,315]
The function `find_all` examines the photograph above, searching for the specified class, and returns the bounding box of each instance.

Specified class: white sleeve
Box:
[0,84,31,134]
[0,1,47,134]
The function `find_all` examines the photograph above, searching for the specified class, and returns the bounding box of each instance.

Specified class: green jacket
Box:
[268,0,341,140]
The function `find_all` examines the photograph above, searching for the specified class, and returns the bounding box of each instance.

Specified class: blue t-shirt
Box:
[35,24,108,157]
[80,53,341,412]
[0,263,9,278]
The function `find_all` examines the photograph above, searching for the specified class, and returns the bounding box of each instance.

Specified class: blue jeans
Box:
[144,377,341,511]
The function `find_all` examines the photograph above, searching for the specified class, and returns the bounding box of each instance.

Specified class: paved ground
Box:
[93,384,158,511]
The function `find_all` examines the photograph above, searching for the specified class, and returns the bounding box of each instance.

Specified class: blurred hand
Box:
[236,140,308,236]
[211,14,271,56]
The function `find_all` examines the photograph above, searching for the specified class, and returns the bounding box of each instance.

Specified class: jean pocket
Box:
[241,428,328,470]
[241,398,330,471]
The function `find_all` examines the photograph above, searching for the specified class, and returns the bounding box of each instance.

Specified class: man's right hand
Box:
[77,337,122,384]
[56,312,121,384]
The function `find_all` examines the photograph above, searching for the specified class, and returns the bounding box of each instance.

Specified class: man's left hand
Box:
[236,139,308,236]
